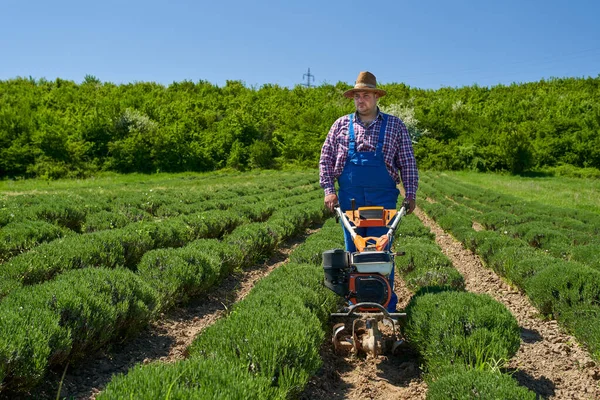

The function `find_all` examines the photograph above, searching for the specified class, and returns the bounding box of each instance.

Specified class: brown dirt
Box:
[414,207,600,399]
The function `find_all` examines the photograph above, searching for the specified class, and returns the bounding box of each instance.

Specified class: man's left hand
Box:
[405,198,416,214]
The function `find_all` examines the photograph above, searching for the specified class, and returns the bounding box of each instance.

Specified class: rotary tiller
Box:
[323,201,408,357]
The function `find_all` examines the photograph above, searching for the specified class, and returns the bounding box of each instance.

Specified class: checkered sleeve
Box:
[396,121,419,200]
[319,119,340,196]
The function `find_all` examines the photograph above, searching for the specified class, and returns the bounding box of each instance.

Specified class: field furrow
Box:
[416,207,600,399]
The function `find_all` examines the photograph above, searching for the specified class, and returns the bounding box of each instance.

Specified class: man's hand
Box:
[405,198,416,214]
[324,194,338,213]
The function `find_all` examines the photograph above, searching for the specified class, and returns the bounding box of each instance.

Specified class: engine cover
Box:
[348,273,391,308]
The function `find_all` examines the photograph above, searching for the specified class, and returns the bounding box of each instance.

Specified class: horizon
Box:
[5,72,599,91]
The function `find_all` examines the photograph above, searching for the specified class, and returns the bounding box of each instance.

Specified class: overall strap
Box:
[375,113,388,155]
[348,113,356,156]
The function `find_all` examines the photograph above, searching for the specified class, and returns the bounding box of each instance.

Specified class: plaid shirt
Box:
[319,110,419,199]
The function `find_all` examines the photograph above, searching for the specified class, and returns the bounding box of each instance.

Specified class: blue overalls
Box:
[338,113,400,312]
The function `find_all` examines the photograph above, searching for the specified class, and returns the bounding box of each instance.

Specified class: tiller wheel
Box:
[330,303,406,357]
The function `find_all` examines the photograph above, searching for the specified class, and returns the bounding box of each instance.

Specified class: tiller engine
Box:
[323,201,408,357]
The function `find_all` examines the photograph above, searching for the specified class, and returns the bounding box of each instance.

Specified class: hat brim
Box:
[343,87,387,99]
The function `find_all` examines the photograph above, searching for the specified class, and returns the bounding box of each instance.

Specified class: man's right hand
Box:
[324,194,338,213]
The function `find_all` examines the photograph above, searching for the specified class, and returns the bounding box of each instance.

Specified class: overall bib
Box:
[338,113,400,312]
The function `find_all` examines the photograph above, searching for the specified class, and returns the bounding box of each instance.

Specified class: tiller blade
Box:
[330,302,407,357]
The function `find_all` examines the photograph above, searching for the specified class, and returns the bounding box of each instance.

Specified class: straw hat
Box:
[343,71,387,98]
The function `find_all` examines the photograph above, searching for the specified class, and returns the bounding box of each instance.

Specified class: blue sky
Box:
[1,0,599,89]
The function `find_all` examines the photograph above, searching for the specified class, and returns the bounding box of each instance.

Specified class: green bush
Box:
[477,211,524,231]
[396,213,436,240]
[0,220,71,262]
[289,218,342,266]
[485,245,556,288]
[225,223,277,266]
[396,237,465,292]
[99,357,284,399]
[82,210,131,232]
[567,243,600,270]
[237,202,276,222]
[2,233,127,288]
[403,291,520,375]
[559,305,600,360]
[291,238,343,266]
[136,245,224,311]
[522,226,569,249]
[404,268,465,293]
[465,230,519,261]
[427,368,536,400]
[181,210,247,239]
[0,267,158,392]
[24,199,88,232]
[526,262,600,316]
[506,221,570,250]
[139,218,196,249]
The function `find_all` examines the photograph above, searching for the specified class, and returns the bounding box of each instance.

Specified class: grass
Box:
[0,169,316,194]
[440,171,600,214]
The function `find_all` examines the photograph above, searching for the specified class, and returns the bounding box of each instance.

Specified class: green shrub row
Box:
[422,173,594,224]
[0,200,327,395]
[395,237,464,292]
[404,291,533,399]
[151,182,321,218]
[276,214,343,263]
[99,263,338,400]
[433,205,600,359]
[0,267,159,392]
[422,173,600,247]
[0,182,322,263]
[0,186,321,266]
[394,213,465,293]
[0,193,323,297]
[0,212,242,297]
[82,209,151,232]
[404,290,521,374]
[0,194,93,231]
[426,368,536,400]
[0,220,73,263]
[392,202,534,398]
[418,175,600,361]
[137,199,327,311]
[0,173,320,229]
[97,219,343,399]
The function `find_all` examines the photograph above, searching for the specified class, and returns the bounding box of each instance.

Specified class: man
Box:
[319,71,419,312]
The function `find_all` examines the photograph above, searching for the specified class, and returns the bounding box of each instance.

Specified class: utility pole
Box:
[302,68,315,88]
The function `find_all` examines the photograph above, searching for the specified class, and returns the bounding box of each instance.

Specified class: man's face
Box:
[353,91,378,116]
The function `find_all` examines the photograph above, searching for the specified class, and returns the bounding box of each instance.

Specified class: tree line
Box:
[1,74,598,179]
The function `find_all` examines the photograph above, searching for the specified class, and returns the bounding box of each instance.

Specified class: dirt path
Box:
[300,243,428,400]
[9,232,313,400]
[414,207,600,400]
